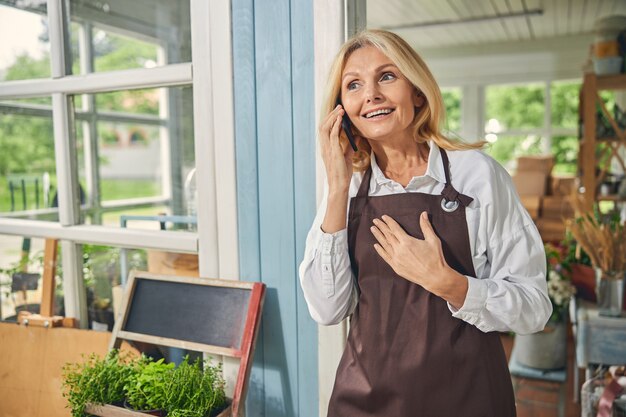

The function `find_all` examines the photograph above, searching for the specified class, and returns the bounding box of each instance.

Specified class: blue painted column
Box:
[232,0,318,416]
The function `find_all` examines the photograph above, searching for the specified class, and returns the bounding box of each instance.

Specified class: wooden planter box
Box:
[85,400,232,417]
[102,272,265,417]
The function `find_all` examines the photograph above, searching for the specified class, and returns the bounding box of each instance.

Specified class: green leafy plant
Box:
[61,349,139,417]
[63,352,228,417]
[124,357,174,411]
[164,356,227,417]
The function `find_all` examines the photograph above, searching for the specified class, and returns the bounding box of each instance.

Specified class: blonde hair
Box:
[321,29,485,171]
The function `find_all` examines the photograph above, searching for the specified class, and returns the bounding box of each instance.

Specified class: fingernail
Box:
[421,211,427,219]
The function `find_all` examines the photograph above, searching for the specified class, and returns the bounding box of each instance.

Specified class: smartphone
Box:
[336,99,358,152]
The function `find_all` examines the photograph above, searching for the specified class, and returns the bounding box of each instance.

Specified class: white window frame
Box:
[0,0,238,326]
[481,79,580,170]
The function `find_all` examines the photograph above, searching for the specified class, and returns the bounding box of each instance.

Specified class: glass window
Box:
[81,244,147,330]
[68,0,191,74]
[441,87,461,134]
[0,98,58,221]
[0,235,57,322]
[0,3,50,82]
[551,135,579,174]
[486,83,545,131]
[80,244,197,331]
[74,85,195,229]
[551,81,580,130]
[484,134,544,171]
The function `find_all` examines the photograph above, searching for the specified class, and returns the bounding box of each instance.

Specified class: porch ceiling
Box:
[367,0,626,50]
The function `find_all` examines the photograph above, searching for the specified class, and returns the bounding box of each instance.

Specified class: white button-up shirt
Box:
[299,142,552,335]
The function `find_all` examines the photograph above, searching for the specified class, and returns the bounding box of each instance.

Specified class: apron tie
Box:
[441,183,473,207]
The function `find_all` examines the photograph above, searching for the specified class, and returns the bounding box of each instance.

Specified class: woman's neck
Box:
[371,140,430,185]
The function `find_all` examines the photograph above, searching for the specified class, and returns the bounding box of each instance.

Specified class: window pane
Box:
[68,0,191,74]
[441,87,461,134]
[485,83,545,131]
[95,89,159,115]
[74,85,196,229]
[0,236,60,322]
[81,244,147,330]
[551,81,580,130]
[484,134,544,172]
[0,3,50,81]
[551,135,579,174]
[0,98,58,221]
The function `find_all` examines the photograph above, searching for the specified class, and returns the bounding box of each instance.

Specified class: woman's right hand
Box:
[319,104,356,194]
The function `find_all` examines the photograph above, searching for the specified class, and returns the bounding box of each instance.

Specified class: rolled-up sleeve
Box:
[451,223,552,334]
[448,162,552,335]
[298,190,358,326]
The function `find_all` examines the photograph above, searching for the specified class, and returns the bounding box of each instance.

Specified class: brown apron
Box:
[327,149,516,417]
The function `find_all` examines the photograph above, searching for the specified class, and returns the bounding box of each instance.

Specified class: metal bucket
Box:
[595,269,626,317]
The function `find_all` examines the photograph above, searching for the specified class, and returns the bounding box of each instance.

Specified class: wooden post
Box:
[582,73,597,211]
[40,238,58,317]
[17,238,66,328]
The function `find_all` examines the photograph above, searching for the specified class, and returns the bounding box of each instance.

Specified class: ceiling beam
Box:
[382,8,543,30]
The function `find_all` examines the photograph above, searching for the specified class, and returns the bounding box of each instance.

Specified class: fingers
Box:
[319,104,344,139]
[372,217,401,246]
[380,215,407,239]
[370,224,393,254]
[373,243,392,264]
[419,211,437,241]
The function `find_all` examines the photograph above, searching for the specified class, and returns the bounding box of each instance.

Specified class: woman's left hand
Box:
[371,211,448,289]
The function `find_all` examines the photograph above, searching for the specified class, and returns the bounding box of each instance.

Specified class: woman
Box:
[299,29,552,417]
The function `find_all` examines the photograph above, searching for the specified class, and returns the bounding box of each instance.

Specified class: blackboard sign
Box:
[123,278,251,349]
[110,272,265,360]
[106,272,265,417]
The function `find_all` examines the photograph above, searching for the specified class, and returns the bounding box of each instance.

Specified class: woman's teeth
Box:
[365,109,393,118]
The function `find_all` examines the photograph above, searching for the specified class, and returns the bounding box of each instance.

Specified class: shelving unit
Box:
[579,72,626,210]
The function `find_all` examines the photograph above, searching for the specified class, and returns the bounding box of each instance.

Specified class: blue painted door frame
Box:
[232,0,318,416]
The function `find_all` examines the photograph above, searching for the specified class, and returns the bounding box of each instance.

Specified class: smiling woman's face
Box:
[340,45,423,145]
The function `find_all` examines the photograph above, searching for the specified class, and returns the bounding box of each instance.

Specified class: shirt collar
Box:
[369,141,447,191]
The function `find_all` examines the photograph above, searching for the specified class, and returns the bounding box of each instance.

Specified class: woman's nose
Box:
[364,84,383,103]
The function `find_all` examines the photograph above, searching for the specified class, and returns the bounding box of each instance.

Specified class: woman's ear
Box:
[413,91,425,108]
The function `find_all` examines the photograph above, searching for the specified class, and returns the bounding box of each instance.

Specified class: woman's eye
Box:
[347,81,359,90]
[381,72,396,81]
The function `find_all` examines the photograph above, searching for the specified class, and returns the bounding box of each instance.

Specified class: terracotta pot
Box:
[571,263,596,302]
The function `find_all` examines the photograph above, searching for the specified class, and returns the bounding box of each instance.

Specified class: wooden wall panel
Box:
[0,324,136,417]
[290,1,318,416]
[232,0,318,416]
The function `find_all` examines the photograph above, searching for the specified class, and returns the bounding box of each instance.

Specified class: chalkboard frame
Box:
[108,271,265,417]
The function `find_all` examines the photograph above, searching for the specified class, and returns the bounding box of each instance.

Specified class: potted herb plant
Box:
[62,352,228,417]
[123,357,173,416]
[62,349,139,417]
[163,356,228,417]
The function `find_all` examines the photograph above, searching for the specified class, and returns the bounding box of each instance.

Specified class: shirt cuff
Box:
[317,227,348,296]
[448,276,488,325]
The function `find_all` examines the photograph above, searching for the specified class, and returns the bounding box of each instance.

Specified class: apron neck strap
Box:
[439,148,474,207]
[356,166,373,198]
[355,148,473,207]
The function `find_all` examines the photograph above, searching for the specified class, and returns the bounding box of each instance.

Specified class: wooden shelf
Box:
[595,73,626,90]
[596,194,626,202]
[579,72,626,210]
